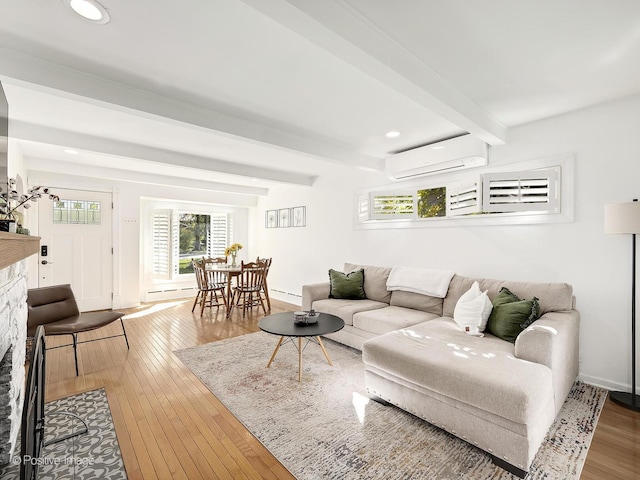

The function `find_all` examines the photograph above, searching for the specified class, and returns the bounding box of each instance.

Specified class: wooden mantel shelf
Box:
[0,231,40,270]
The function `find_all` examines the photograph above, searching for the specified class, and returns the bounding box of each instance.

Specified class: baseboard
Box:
[579,373,636,394]
[143,287,197,302]
[269,289,302,307]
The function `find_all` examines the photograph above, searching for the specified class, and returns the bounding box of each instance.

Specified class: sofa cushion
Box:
[344,263,392,304]
[353,306,439,336]
[487,288,541,343]
[311,298,388,326]
[443,275,574,317]
[329,268,366,299]
[389,290,443,316]
[362,318,554,425]
[453,281,493,333]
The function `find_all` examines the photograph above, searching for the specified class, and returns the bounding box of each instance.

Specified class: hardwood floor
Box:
[43,298,640,479]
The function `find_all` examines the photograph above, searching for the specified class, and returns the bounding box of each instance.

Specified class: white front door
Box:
[38,189,113,312]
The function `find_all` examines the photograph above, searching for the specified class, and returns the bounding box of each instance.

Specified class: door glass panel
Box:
[53,199,102,224]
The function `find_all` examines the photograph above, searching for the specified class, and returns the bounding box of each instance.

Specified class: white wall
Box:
[257,93,640,393]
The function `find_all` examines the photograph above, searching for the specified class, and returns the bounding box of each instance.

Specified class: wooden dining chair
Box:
[202,256,227,265]
[192,259,228,315]
[256,256,272,313]
[228,261,267,318]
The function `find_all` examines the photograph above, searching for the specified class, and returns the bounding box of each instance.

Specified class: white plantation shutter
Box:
[357,194,370,221]
[210,213,229,257]
[447,181,482,217]
[371,192,415,219]
[482,168,560,213]
[152,210,172,279]
[171,211,179,277]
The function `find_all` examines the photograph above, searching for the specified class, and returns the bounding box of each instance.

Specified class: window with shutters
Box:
[356,154,572,227]
[447,181,481,217]
[152,210,173,279]
[152,209,231,279]
[482,168,560,214]
[370,192,415,219]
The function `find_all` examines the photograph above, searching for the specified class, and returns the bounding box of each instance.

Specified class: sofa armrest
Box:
[515,309,580,413]
[302,282,331,311]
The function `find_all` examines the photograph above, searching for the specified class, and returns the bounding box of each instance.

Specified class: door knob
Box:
[41,260,54,265]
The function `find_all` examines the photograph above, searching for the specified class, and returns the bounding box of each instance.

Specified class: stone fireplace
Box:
[0,232,38,465]
[0,259,28,464]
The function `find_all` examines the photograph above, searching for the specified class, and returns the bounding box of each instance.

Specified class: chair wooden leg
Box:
[226,291,236,318]
[220,288,228,308]
[72,333,79,376]
[258,295,267,315]
[242,291,247,318]
[200,290,208,316]
[191,291,201,312]
[263,278,271,313]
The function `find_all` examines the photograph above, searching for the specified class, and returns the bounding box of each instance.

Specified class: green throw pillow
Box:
[491,287,520,308]
[487,287,541,343]
[328,269,367,300]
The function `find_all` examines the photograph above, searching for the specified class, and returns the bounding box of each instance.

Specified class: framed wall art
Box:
[265,210,278,228]
[292,206,306,227]
[278,208,291,228]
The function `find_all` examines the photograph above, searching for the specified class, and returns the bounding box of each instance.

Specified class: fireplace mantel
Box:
[0,232,40,270]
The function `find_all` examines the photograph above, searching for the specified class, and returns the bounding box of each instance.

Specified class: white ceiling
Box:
[1,0,639,194]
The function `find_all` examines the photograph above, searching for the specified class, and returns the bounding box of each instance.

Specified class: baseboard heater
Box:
[144,287,197,302]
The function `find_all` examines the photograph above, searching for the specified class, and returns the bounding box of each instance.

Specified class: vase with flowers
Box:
[1,179,59,233]
[225,243,243,267]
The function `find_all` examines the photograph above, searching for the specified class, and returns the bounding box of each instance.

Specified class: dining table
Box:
[204,263,241,310]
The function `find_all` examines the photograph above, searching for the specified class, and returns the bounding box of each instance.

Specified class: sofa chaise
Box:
[302,263,579,477]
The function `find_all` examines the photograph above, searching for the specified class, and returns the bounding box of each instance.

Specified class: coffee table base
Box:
[266,335,333,382]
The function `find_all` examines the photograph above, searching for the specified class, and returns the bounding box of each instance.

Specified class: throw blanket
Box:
[386,266,455,298]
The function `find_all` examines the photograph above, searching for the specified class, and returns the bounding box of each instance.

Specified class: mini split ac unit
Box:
[385,134,488,181]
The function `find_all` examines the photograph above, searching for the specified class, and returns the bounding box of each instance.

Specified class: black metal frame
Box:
[46,318,129,376]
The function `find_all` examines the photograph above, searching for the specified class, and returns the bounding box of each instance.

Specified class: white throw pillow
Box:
[453,281,493,334]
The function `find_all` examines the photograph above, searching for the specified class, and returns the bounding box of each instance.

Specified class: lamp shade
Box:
[604,201,640,234]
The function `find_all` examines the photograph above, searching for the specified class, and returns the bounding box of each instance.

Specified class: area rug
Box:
[175,332,607,480]
[0,388,127,480]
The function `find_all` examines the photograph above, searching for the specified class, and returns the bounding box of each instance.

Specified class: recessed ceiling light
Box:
[67,0,110,24]
[385,131,401,138]
[431,146,445,150]
[63,148,79,155]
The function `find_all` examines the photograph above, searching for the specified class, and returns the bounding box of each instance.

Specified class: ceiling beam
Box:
[25,156,268,199]
[240,0,507,145]
[0,48,384,170]
[10,120,316,186]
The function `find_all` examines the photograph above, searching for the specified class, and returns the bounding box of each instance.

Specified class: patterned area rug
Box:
[175,332,607,480]
[0,388,127,480]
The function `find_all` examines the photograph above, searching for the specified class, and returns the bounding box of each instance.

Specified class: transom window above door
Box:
[53,199,102,224]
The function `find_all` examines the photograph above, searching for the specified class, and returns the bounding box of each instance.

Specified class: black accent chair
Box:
[26,284,128,376]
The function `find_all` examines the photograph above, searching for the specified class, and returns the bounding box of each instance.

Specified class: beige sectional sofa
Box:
[301,263,579,478]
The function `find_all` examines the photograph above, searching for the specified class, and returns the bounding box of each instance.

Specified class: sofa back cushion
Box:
[344,263,392,304]
[443,275,574,317]
[389,290,443,315]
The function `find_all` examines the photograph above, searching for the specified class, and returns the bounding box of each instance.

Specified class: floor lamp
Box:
[604,198,640,411]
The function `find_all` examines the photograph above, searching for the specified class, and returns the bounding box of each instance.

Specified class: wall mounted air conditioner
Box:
[385,134,488,181]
